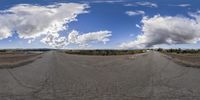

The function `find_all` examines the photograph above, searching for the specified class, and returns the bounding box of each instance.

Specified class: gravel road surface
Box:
[1,51,200,100]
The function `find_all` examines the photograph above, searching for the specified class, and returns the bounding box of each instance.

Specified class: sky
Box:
[0,0,200,49]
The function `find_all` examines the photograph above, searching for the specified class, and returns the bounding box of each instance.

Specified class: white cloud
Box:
[136,2,158,7]
[67,30,112,47]
[41,30,112,48]
[126,10,145,16]
[124,3,135,7]
[0,3,89,47]
[41,33,68,48]
[0,3,112,48]
[92,0,125,3]
[136,24,141,28]
[169,4,191,7]
[120,13,200,49]
[125,2,158,8]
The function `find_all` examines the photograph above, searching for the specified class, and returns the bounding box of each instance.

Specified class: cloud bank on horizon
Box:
[0,0,200,49]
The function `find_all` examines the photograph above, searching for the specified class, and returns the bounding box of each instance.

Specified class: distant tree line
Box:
[65,50,145,55]
[0,49,52,53]
[156,48,200,54]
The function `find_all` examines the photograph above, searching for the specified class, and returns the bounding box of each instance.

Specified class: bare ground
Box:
[0,53,42,69]
[163,53,200,68]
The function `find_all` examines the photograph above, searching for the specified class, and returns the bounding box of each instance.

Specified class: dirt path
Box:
[0,51,200,100]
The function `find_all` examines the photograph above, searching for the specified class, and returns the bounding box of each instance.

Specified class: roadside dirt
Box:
[163,53,200,68]
[0,53,42,69]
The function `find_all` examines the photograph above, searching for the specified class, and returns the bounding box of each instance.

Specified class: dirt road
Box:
[1,51,200,100]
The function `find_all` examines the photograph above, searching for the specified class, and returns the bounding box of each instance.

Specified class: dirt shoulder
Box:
[162,53,200,68]
[0,53,42,69]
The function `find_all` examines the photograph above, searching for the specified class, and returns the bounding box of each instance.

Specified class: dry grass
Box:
[0,53,42,69]
[163,53,200,68]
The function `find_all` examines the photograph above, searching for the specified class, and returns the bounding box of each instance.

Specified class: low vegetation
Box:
[156,48,200,54]
[65,50,145,56]
[0,49,51,53]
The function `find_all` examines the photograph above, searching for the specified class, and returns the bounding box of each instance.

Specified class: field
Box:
[0,52,42,69]
[163,52,200,68]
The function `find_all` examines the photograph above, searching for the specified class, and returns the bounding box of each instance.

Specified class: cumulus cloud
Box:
[0,3,89,47]
[0,3,89,39]
[126,10,145,16]
[125,2,158,8]
[169,4,191,7]
[41,30,112,48]
[67,30,112,47]
[41,33,68,48]
[120,13,200,49]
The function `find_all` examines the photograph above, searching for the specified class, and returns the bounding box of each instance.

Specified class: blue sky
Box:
[0,0,200,49]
